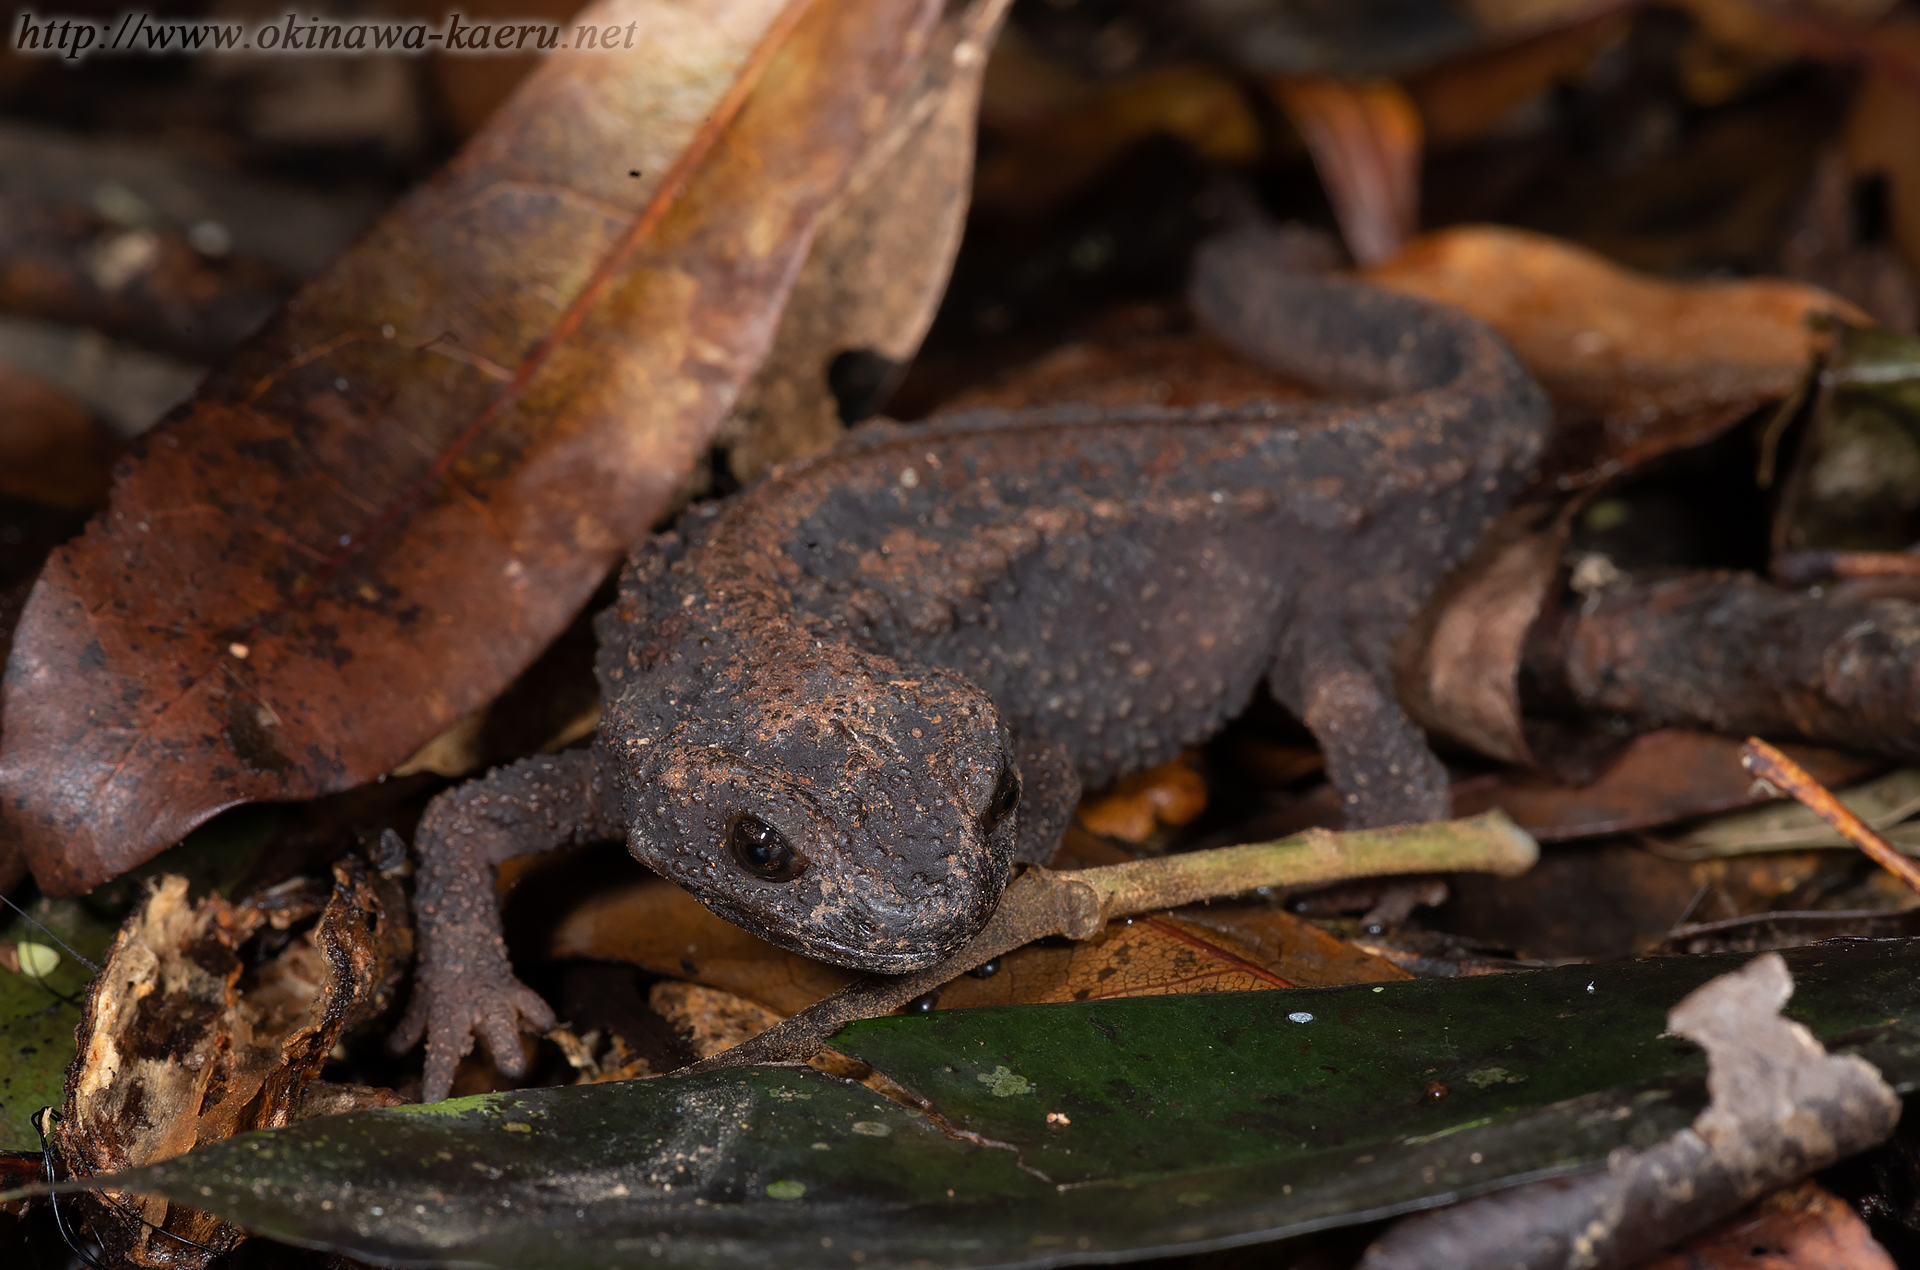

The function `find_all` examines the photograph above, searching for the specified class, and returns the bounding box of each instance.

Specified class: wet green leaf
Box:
[29,941,1920,1268]
[0,896,114,1151]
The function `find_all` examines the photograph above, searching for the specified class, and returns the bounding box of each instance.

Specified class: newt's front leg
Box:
[390,748,623,1102]
[1269,623,1450,828]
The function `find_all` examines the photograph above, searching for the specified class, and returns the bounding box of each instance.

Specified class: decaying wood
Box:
[48,857,404,1269]
[1525,570,1920,761]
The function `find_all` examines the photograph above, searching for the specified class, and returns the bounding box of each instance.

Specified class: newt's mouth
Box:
[797,878,1006,973]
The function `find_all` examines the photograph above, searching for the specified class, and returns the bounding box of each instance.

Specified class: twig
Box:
[690,811,1538,1071]
[1771,548,1920,588]
[1741,736,1920,897]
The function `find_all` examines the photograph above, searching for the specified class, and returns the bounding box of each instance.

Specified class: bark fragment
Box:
[1357,952,1900,1270]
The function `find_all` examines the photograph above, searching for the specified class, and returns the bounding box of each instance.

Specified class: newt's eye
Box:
[727,812,806,881]
[980,761,1020,835]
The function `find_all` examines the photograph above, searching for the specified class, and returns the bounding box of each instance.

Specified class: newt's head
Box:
[612,644,1021,971]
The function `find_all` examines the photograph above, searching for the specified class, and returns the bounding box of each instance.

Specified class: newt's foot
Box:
[390,942,556,1104]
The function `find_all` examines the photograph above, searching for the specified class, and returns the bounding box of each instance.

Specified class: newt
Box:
[392,226,1548,1101]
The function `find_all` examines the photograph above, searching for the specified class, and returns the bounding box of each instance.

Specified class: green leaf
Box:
[0,897,115,1151]
[32,940,1920,1268]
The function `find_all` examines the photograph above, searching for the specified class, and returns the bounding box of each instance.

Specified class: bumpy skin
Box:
[393,229,1549,1100]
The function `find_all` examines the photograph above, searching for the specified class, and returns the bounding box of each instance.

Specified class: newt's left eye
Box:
[727,812,807,881]
[979,761,1020,835]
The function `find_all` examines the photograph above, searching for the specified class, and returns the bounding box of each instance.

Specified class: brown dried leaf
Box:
[51,857,398,1268]
[1635,1179,1895,1270]
[971,60,1263,221]
[648,981,784,1061]
[1368,225,1862,492]
[0,362,121,512]
[1398,501,1569,765]
[1451,730,1881,842]
[545,871,857,1017]
[1,0,953,896]
[720,0,1010,481]
[1406,11,1626,145]
[1270,77,1422,267]
[938,905,1407,1010]
[936,914,1293,1010]
[0,364,119,894]
[1840,14,1920,285]
[1076,753,1209,846]
[1174,904,1417,986]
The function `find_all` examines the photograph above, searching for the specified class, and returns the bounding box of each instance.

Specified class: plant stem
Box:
[692,811,1539,1071]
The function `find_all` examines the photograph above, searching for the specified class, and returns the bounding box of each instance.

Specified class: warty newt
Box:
[392,225,1549,1101]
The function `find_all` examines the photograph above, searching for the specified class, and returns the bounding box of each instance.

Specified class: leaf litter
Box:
[12,943,1920,1269]
[8,1,1920,1266]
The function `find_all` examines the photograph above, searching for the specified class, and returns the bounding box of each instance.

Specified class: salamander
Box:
[391,226,1549,1100]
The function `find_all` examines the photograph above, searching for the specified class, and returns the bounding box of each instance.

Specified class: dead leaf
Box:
[1840,14,1920,283]
[1359,953,1901,1270]
[1270,77,1423,267]
[971,60,1263,221]
[1636,1179,1895,1270]
[1175,904,1416,985]
[49,856,400,1267]
[545,869,857,1017]
[1451,729,1881,842]
[1397,500,1570,765]
[1,0,956,897]
[720,0,1012,482]
[935,913,1292,1010]
[1076,753,1209,846]
[648,981,785,1060]
[1405,12,1627,146]
[1373,227,1864,764]
[0,362,121,512]
[936,905,1408,1010]
[1368,224,1862,492]
[1781,152,1918,335]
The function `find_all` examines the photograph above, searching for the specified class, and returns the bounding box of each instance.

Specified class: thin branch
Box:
[691,811,1539,1070]
[1742,736,1920,897]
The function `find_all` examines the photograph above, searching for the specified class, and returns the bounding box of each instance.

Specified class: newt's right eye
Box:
[727,811,807,882]
[979,760,1020,835]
